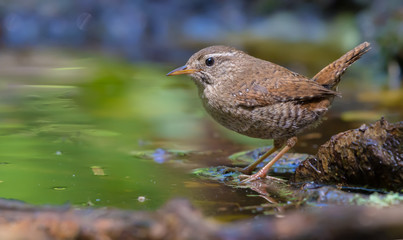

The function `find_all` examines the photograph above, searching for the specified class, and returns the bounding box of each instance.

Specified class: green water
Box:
[0,54,203,210]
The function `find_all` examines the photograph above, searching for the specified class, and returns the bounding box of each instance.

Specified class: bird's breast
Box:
[200,90,327,140]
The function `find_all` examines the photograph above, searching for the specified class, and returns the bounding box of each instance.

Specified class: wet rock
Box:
[294,118,403,191]
[301,185,403,207]
[229,147,309,175]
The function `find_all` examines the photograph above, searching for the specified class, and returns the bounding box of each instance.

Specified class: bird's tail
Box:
[312,42,371,90]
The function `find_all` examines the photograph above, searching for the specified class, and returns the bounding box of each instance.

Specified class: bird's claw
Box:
[239,174,285,183]
[239,173,262,183]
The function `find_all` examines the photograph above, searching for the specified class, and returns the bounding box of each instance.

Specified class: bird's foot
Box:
[239,173,285,183]
[239,173,263,183]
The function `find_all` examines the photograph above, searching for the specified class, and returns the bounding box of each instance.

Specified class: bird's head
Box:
[167,46,246,88]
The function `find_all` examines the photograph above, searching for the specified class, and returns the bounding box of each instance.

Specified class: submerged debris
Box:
[131,148,190,164]
[294,118,403,191]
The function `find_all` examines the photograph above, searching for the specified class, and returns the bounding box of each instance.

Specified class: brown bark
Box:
[294,118,403,191]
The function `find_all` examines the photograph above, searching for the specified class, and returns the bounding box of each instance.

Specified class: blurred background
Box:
[2,0,402,69]
[0,0,402,219]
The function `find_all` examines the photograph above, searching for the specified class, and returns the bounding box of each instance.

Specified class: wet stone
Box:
[228,147,310,175]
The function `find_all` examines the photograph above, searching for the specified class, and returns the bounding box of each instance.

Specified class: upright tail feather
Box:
[312,42,371,90]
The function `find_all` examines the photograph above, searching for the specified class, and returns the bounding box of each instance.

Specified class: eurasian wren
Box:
[167,42,371,182]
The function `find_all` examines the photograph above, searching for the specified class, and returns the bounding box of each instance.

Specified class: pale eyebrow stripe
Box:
[205,52,236,58]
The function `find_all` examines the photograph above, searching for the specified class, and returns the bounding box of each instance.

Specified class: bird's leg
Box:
[241,137,297,182]
[221,145,279,175]
[240,146,279,174]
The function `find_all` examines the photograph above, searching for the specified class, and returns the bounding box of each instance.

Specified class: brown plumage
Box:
[167,42,371,182]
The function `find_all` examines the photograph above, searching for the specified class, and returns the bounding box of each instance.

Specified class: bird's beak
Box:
[166,65,200,76]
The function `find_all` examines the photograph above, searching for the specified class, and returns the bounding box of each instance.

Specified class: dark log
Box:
[1,198,403,239]
[294,118,403,191]
[0,198,218,240]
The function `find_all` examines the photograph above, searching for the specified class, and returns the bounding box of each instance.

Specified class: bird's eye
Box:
[205,57,214,66]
